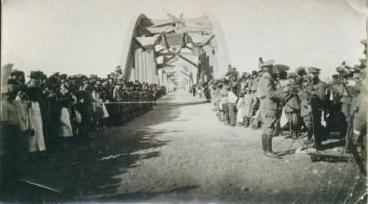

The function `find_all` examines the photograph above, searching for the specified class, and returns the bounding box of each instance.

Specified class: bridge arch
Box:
[120,13,231,90]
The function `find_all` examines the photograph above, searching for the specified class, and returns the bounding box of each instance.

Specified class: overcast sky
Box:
[2,0,366,79]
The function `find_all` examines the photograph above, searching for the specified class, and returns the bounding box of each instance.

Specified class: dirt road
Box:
[12,91,365,203]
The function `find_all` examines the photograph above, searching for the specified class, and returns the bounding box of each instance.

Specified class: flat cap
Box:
[90,74,98,79]
[30,71,45,80]
[59,74,68,79]
[331,74,339,80]
[296,66,307,76]
[351,65,361,73]
[273,64,290,73]
[307,67,321,74]
[287,72,297,79]
[261,59,274,68]
[336,66,346,73]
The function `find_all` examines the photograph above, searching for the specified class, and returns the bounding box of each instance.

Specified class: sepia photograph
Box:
[1,0,367,203]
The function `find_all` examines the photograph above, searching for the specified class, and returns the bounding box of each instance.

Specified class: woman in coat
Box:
[59,99,74,147]
[25,86,47,154]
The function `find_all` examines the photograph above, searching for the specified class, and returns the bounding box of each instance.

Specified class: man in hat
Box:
[282,72,301,138]
[336,65,348,80]
[332,66,361,151]
[257,59,280,158]
[248,70,261,128]
[271,65,290,136]
[350,72,366,162]
[10,70,25,86]
[242,87,255,128]
[299,67,326,149]
[213,82,224,118]
[226,83,238,126]
[219,82,229,123]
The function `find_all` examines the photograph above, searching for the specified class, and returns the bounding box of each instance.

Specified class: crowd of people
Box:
[0,65,166,186]
[207,40,366,163]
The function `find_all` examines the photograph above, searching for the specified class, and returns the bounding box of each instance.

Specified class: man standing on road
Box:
[227,85,238,126]
[300,67,326,150]
[257,59,280,158]
[283,72,301,138]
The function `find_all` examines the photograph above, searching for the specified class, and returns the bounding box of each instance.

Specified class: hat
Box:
[30,71,45,80]
[89,74,98,79]
[1,64,14,93]
[307,67,321,74]
[351,65,361,73]
[287,72,297,79]
[10,70,24,77]
[336,66,346,73]
[59,74,68,79]
[273,64,290,73]
[261,59,274,68]
[296,66,307,76]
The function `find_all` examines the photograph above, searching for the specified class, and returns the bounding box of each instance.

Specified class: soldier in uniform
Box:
[227,84,238,126]
[242,87,255,128]
[329,66,357,141]
[249,70,261,129]
[257,59,280,158]
[283,72,301,138]
[351,67,366,173]
[299,67,326,150]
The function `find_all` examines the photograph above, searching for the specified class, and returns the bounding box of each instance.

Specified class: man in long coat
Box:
[299,67,326,150]
[257,60,280,158]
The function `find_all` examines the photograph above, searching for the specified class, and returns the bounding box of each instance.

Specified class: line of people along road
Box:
[0,65,166,194]
[192,40,366,174]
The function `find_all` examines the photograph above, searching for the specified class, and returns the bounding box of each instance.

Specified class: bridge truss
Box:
[120,13,230,91]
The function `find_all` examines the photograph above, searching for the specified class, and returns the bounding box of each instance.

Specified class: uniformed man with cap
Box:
[272,64,290,136]
[299,67,326,149]
[350,70,366,173]
[256,59,280,158]
[345,40,366,171]
[249,70,261,129]
[282,72,301,138]
[326,73,343,135]
[336,65,347,80]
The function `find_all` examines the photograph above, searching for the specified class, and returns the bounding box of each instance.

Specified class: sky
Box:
[2,0,366,79]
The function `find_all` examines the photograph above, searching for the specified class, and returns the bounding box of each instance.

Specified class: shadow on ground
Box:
[94,185,200,202]
[0,96,181,203]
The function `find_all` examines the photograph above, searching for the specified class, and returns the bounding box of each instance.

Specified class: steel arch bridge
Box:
[120,13,231,91]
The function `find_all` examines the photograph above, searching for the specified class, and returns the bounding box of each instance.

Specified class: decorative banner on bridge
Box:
[163,33,185,54]
[187,33,214,47]
[146,26,175,34]
[135,34,161,49]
